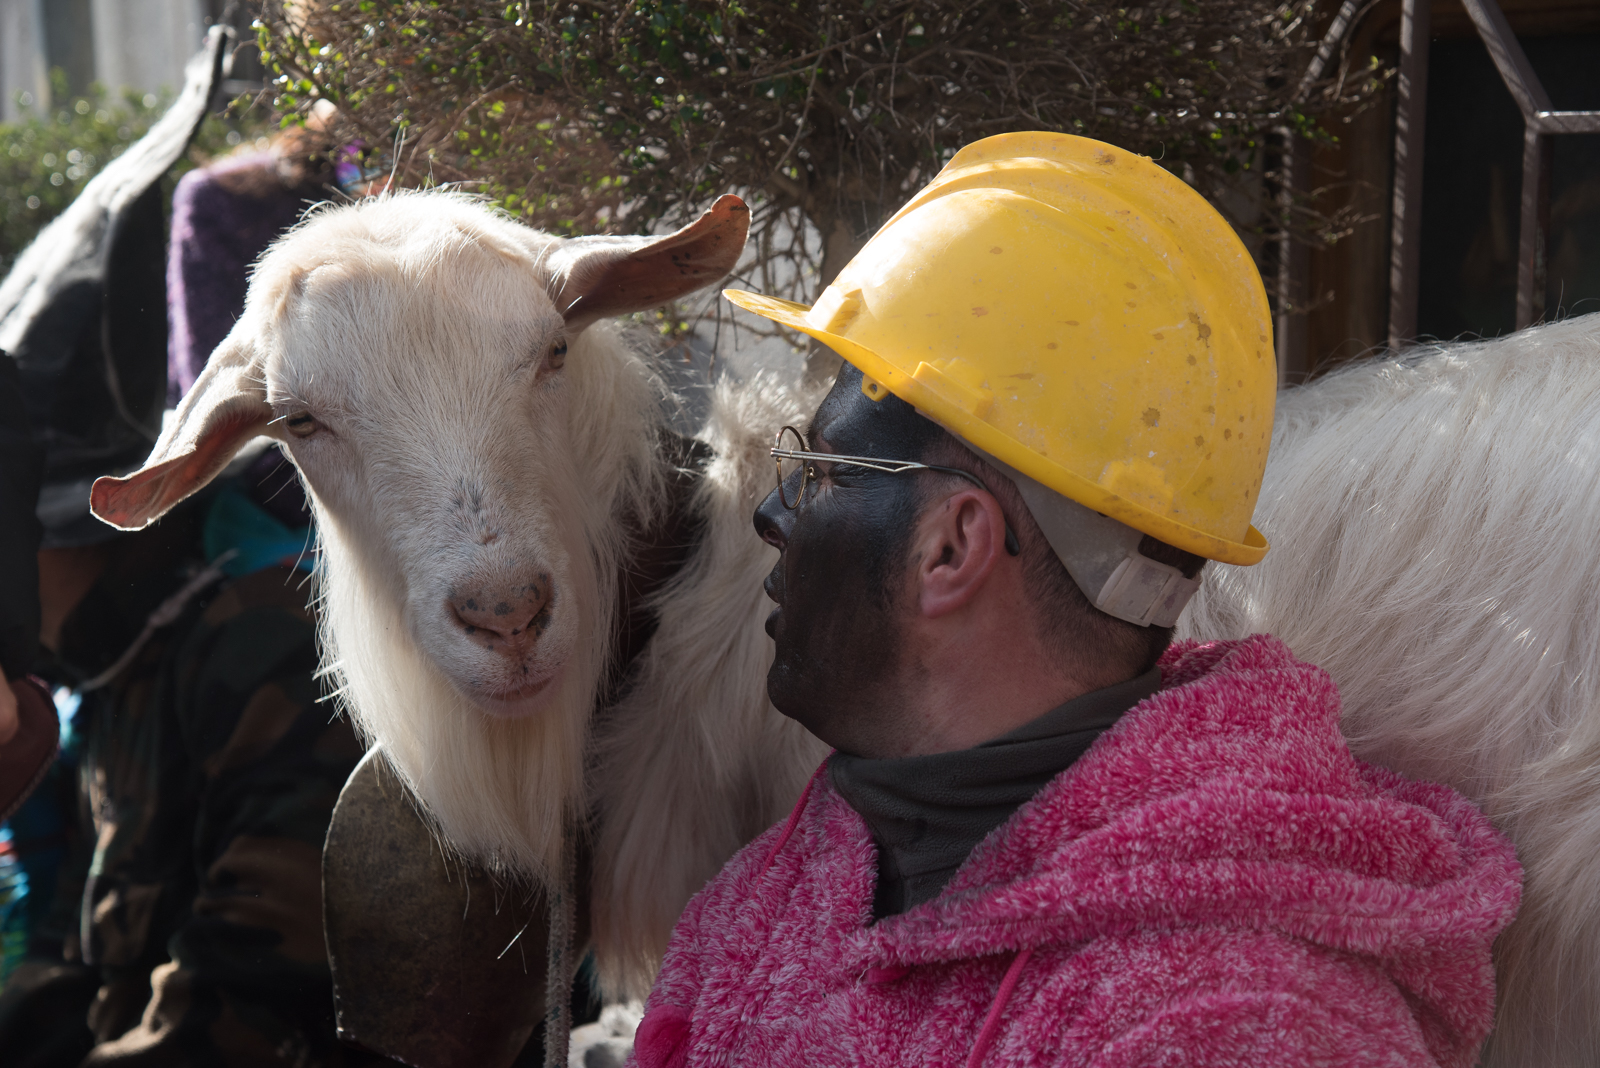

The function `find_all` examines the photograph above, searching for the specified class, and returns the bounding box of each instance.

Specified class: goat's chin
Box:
[418,624,578,719]
[468,669,565,719]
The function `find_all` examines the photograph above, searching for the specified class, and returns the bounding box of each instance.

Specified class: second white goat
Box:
[1182,312,1600,1068]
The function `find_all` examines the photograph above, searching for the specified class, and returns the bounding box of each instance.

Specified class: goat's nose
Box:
[449,575,553,644]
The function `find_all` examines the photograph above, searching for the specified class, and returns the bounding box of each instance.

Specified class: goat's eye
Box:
[546,339,567,372]
[284,412,318,438]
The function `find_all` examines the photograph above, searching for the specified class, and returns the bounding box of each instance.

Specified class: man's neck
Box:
[846,638,1131,758]
[830,667,1163,917]
[851,538,1138,757]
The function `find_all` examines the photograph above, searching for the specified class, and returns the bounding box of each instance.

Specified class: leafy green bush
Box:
[1,74,270,276]
[259,0,1390,290]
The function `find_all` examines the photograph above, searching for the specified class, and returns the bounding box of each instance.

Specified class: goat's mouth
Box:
[472,672,560,718]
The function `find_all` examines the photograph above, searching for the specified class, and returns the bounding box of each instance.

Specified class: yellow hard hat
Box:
[726,132,1274,566]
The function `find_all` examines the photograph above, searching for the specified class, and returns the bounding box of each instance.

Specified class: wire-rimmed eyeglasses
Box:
[771,426,1021,555]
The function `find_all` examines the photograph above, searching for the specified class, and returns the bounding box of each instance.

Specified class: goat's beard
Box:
[316,510,613,886]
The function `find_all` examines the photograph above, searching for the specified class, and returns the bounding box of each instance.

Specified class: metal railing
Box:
[1387,0,1600,347]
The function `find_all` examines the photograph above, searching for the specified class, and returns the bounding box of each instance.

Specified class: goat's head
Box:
[91,192,749,721]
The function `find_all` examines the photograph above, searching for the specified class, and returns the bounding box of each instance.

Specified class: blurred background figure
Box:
[0,344,46,772]
[168,97,372,404]
[1,345,56,1003]
[0,31,388,1067]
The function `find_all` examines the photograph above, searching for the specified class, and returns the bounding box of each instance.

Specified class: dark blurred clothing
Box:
[0,36,373,1063]
[0,538,380,1067]
[0,351,44,681]
[1,34,223,521]
[0,348,53,920]
[167,155,325,404]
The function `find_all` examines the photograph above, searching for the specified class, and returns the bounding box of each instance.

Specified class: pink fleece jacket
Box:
[634,637,1522,1068]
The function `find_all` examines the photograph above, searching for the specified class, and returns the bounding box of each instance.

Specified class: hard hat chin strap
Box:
[967,445,1203,629]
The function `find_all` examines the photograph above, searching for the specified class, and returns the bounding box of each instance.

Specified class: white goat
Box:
[1180,311,1600,1068]
[90,191,826,1000]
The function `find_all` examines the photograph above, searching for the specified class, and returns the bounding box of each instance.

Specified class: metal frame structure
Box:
[1387,0,1600,348]
[1275,0,1362,386]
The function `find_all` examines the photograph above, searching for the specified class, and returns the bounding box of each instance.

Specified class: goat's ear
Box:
[90,337,274,530]
[550,194,750,331]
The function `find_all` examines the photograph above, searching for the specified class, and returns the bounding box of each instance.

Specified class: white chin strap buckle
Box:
[956,439,1206,629]
[1095,555,1203,629]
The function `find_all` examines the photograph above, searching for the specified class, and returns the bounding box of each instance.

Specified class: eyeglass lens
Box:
[776,426,809,509]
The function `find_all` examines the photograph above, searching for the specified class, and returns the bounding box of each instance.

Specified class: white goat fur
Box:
[180,193,823,996]
[592,378,831,990]
[1179,311,1600,1068]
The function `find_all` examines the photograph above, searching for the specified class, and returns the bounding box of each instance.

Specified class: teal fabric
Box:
[203,483,315,577]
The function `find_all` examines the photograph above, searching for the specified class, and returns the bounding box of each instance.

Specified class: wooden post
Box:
[1516,125,1553,329]
[1386,0,1430,351]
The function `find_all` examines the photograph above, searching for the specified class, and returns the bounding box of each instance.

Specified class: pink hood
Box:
[637,637,1522,1067]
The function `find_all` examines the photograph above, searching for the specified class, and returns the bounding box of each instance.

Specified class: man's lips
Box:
[763,567,784,637]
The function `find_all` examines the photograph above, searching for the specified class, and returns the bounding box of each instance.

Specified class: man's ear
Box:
[917,491,1008,619]
[90,336,274,530]
[548,194,750,331]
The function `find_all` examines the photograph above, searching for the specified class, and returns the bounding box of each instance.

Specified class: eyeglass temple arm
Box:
[772,448,1019,556]
[771,449,973,482]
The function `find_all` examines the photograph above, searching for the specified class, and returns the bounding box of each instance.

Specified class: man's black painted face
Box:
[752,364,943,751]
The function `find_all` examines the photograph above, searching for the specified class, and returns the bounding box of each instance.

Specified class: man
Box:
[632,133,1520,1066]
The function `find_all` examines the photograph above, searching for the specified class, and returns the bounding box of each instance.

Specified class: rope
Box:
[77,550,238,693]
[543,818,577,1067]
[965,948,1033,1068]
[761,759,830,872]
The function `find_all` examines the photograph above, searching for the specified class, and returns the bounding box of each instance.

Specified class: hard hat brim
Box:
[723,287,1269,566]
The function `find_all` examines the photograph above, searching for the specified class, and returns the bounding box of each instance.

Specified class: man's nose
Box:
[753,485,792,550]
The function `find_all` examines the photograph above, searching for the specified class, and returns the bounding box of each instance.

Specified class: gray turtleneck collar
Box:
[828,667,1162,919]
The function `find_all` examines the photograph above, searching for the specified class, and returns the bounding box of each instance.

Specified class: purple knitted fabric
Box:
[165,154,315,404]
